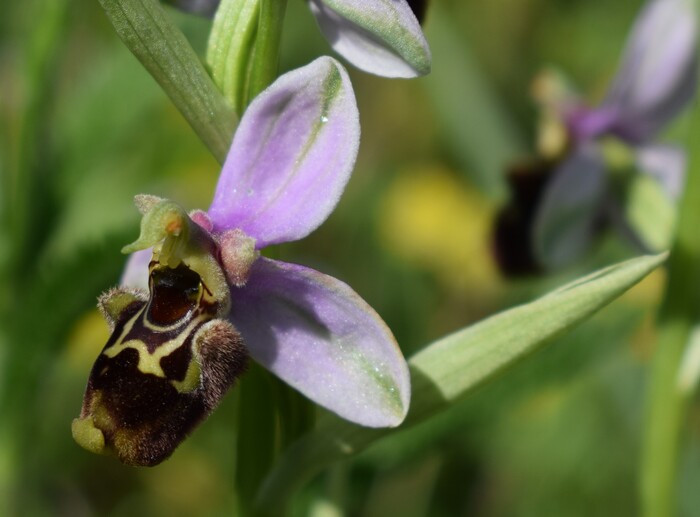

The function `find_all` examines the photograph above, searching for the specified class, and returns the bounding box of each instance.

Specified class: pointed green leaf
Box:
[257,252,667,510]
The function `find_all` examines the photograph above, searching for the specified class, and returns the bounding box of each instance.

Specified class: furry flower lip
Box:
[72,57,411,466]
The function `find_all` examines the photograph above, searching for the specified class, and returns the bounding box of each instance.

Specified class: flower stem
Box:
[99,0,237,163]
[235,364,279,517]
[641,98,700,515]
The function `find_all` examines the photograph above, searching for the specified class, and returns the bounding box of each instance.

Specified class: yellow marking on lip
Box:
[143,309,197,332]
[171,358,201,393]
[72,416,106,455]
[103,316,205,379]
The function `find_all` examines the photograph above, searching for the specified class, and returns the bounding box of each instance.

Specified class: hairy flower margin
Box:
[166,0,431,78]
[532,0,697,269]
[74,57,410,465]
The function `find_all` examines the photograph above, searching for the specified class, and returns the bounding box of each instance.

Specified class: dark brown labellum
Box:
[492,159,554,277]
[72,263,247,466]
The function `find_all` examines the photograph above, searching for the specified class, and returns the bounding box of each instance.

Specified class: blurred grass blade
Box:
[257,252,667,510]
[6,0,68,285]
[99,0,237,162]
[0,228,136,512]
[422,4,525,200]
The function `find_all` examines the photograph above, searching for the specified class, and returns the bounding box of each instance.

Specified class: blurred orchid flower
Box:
[532,0,697,269]
[166,0,431,78]
[73,57,410,466]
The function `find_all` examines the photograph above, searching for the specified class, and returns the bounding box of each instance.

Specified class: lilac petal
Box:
[566,106,621,141]
[635,143,686,199]
[120,249,151,290]
[208,57,359,248]
[533,150,607,269]
[229,257,410,427]
[605,0,697,141]
[308,0,431,78]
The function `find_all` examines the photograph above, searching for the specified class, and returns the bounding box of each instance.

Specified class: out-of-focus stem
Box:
[641,97,700,516]
[235,365,278,517]
[7,0,67,284]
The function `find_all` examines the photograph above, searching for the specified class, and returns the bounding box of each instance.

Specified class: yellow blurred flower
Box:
[64,309,110,372]
[378,166,502,296]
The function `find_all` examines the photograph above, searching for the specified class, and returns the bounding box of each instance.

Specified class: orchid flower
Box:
[166,0,431,78]
[72,57,410,466]
[531,0,697,269]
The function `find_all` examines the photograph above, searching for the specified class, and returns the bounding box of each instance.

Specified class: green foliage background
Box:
[1,0,698,515]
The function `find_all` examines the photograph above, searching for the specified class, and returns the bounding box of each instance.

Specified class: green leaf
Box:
[256,252,667,511]
[99,0,237,162]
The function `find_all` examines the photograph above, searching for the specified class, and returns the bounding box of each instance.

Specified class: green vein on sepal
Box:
[256,252,667,511]
[293,64,343,169]
[323,0,430,75]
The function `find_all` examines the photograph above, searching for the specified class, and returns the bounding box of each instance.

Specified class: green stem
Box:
[641,99,700,514]
[275,375,315,451]
[235,365,279,517]
[235,366,314,516]
[99,0,237,162]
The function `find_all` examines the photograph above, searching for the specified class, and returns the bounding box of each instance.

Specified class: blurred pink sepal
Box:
[533,0,697,269]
